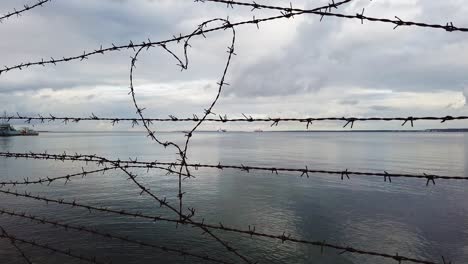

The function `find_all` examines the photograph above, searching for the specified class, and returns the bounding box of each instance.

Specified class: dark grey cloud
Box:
[0,78,117,94]
[339,99,359,105]
[369,105,395,112]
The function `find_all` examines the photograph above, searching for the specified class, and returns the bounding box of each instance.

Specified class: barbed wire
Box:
[0,189,446,264]
[0,0,368,76]
[0,0,463,262]
[0,151,464,185]
[0,0,51,24]
[127,17,255,263]
[127,17,237,220]
[126,21,241,262]
[0,224,107,264]
[111,155,255,263]
[0,166,115,187]
[0,165,190,187]
[0,226,33,264]
[122,1,358,261]
[4,114,468,128]
[0,208,234,264]
[199,0,468,32]
[8,147,251,263]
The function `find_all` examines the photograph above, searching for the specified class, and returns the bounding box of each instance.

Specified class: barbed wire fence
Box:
[0,0,466,263]
[0,0,50,24]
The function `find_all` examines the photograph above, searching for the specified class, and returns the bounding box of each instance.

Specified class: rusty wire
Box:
[0,0,51,24]
[0,189,445,264]
[0,208,234,264]
[0,151,464,185]
[4,114,468,128]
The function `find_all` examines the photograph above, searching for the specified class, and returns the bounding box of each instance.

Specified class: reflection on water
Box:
[0,132,468,263]
[0,137,12,151]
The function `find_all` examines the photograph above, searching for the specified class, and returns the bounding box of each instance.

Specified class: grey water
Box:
[0,131,468,264]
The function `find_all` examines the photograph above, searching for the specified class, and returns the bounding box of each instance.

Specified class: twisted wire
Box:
[5,114,468,128]
[0,165,188,187]
[106,154,255,263]
[0,167,116,187]
[0,151,464,185]
[0,189,444,264]
[0,208,233,264]
[120,1,353,261]
[200,0,468,32]
[0,226,33,264]
[0,225,107,264]
[0,0,353,76]
[0,0,51,24]
[127,17,253,263]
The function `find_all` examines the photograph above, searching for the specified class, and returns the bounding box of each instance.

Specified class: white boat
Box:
[0,113,39,136]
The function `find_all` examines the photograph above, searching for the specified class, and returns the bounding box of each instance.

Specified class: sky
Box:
[1,0,468,131]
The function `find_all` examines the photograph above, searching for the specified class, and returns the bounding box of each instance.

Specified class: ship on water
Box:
[0,112,39,136]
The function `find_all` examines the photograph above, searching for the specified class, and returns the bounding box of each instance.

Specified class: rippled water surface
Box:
[0,131,468,264]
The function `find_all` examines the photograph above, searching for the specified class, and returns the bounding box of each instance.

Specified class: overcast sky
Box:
[1,0,468,131]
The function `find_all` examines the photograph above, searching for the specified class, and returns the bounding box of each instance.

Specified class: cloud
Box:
[463,87,468,105]
[229,0,468,99]
[1,0,467,130]
[339,99,359,105]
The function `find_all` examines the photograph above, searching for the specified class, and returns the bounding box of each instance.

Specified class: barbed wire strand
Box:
[0,0,51,24]
[127,20,236,251]
[5,114,468,128]
[0,0,465,76]
[109,156,255,263]
[0,208,234,264]
[127,17,255,263]
[122,1,353,261]
[0,226,33,264]
[0,0,355,76]
[129,17,236,222]
[0,165,190,187]
[1,151,465,185]
[199,0,468,32]
[0,224,107,264]
[0,189,445,264]
[0,146,253,262]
